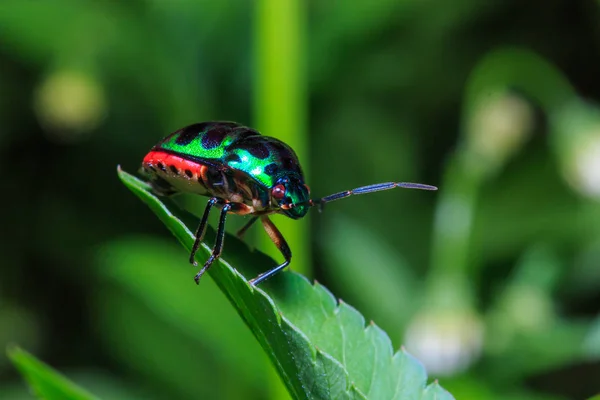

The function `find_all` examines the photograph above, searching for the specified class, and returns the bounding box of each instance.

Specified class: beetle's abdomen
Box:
[142,150,213,196]
[142,150,270,211]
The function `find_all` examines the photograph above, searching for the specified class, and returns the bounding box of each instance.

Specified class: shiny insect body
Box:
[141,121,437,286]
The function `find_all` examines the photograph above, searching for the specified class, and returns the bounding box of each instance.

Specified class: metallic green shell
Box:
[154,121,304,189]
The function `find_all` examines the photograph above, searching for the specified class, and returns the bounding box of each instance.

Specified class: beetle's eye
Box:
[272,184,286,199]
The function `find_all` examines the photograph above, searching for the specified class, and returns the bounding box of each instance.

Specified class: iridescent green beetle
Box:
[142,121,437,286]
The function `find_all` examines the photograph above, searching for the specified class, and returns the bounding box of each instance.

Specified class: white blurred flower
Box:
[464,92,534,178]
[551,100,600,199]
[564,132,600,198]
[404,308,484,376]
[34,69,107,143]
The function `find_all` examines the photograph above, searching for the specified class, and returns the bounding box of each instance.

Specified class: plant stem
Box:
[254,0,308,398]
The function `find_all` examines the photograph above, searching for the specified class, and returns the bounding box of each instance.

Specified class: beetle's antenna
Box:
[309,182,437,212]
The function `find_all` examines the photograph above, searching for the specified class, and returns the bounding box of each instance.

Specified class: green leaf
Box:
[117,167,455,400]
[7,346,99,400]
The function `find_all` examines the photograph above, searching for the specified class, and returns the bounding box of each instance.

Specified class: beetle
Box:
[141,121,437,286]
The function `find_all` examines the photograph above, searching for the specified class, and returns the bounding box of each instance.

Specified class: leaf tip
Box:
[116,164,129,180]
[6,343,22,359]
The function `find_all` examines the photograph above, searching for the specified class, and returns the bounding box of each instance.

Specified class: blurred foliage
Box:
[8,347,98,400]
[1,0,600,399]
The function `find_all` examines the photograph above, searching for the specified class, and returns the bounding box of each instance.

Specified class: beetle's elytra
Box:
[141,121,437,286]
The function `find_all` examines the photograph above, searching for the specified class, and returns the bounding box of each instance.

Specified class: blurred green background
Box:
[1,0,600,399]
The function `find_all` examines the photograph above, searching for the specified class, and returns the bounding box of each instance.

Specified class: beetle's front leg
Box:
[249,216,291,286]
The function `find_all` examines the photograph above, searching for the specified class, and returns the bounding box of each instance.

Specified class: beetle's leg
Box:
[313,181,437,208]
[190,197,221,266]
[249,216,291,286]
[194,202,232,284]
[236,216,259,239]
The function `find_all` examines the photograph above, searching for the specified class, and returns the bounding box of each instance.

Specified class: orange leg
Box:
[249,216,292,286]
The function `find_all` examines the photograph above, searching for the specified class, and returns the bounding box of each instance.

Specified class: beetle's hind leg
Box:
[249,216,291,286]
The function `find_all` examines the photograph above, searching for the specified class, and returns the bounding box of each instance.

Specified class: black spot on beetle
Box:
[169,165,179,175]
[185,169,193,178]
[264,163,280,176]
[247,143,270,159]
[232,127,261,140]
[175,124,202,146]
[158,162,167,172]
[282,157,296,171]
[202,126,229,149]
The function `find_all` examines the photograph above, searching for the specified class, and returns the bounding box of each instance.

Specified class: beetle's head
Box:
[271,175,310,219]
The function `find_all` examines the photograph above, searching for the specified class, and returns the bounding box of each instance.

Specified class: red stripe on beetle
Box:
[143,150,208,180]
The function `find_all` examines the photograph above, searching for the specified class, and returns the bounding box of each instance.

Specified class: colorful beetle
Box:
[141,121,437,286]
